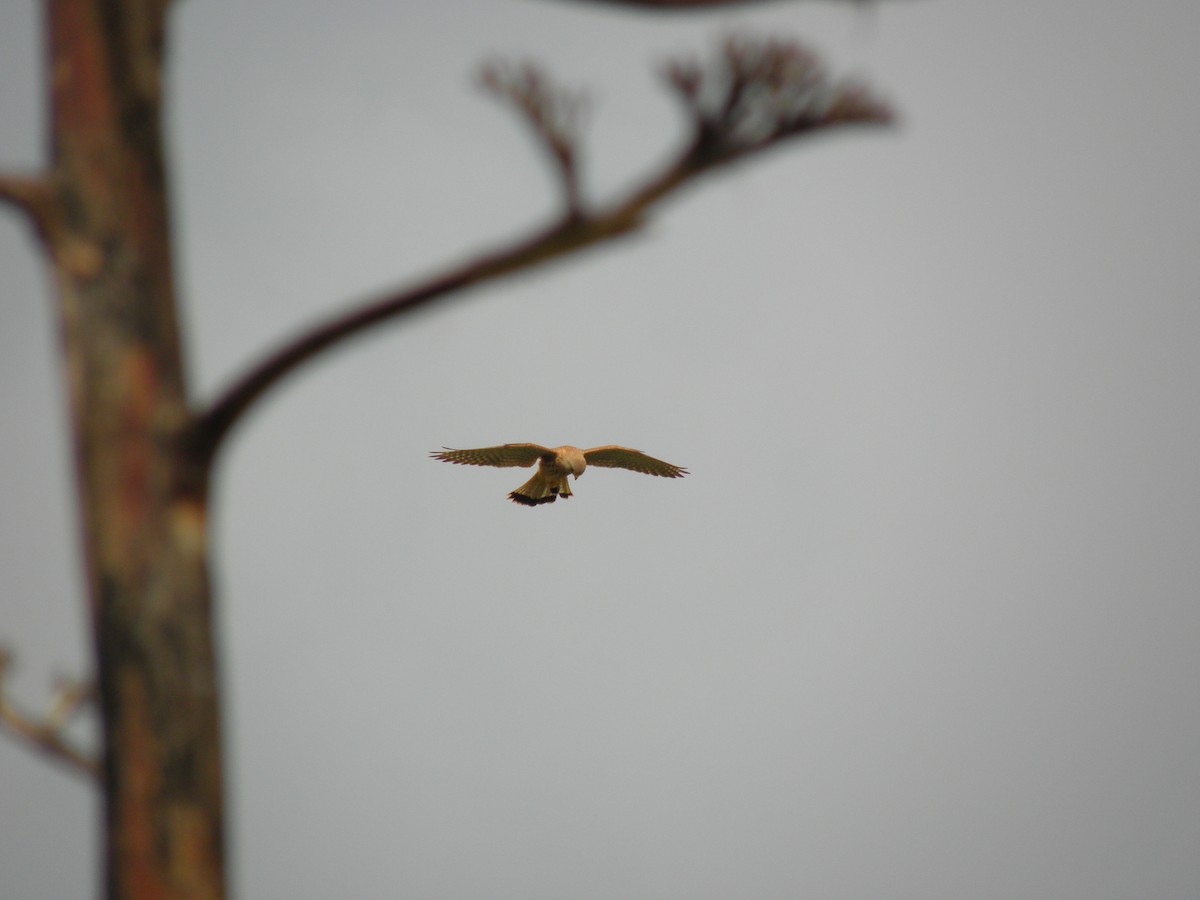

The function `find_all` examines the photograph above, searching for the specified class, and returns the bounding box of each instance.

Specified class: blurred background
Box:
[2,1,1198,897]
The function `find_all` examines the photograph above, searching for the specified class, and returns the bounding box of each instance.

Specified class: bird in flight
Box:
[431,443,688,506]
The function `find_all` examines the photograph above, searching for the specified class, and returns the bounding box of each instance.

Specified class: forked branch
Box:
[189,36,891,462]
[0,649,99,781]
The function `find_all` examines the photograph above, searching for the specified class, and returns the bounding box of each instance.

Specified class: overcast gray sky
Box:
[3,1,1199,898]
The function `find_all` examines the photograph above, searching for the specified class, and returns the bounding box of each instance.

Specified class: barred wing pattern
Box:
[430,444,552,468]
[583,446,688,478]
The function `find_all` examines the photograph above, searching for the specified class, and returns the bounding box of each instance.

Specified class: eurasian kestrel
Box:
[431,443,688,506]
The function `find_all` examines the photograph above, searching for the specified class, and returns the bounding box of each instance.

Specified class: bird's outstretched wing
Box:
[583,446,688,478]
[431,444,553,468]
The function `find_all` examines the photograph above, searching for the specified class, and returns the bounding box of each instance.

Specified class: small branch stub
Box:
[0,174,58,241]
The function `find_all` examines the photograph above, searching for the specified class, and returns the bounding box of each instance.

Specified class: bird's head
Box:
[558,447,587,478]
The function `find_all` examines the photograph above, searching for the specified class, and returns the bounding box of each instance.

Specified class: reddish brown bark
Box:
[44,1,224,897]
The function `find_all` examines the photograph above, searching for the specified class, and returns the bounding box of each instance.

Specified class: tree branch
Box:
[0,649,100,782]
[0,174,56,239]
[188,213,643,462]
[189,36,891,463]
[553,0,877,8]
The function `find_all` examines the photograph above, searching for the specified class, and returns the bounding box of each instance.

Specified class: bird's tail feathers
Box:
[509,473,571,506]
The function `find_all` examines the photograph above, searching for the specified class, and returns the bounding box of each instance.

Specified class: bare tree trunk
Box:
[45,1,224,897]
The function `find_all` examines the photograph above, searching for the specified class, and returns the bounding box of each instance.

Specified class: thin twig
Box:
[189,36,891,463]
[0,650,100,782]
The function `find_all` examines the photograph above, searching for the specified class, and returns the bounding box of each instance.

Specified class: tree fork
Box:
[43,1,225,897]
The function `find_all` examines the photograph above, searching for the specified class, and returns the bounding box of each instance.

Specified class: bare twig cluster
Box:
[665,36,893,165]
[0,648,99,780]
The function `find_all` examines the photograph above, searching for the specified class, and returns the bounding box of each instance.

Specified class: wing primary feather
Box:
[430,444,548,468]
[582,446,688,478]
